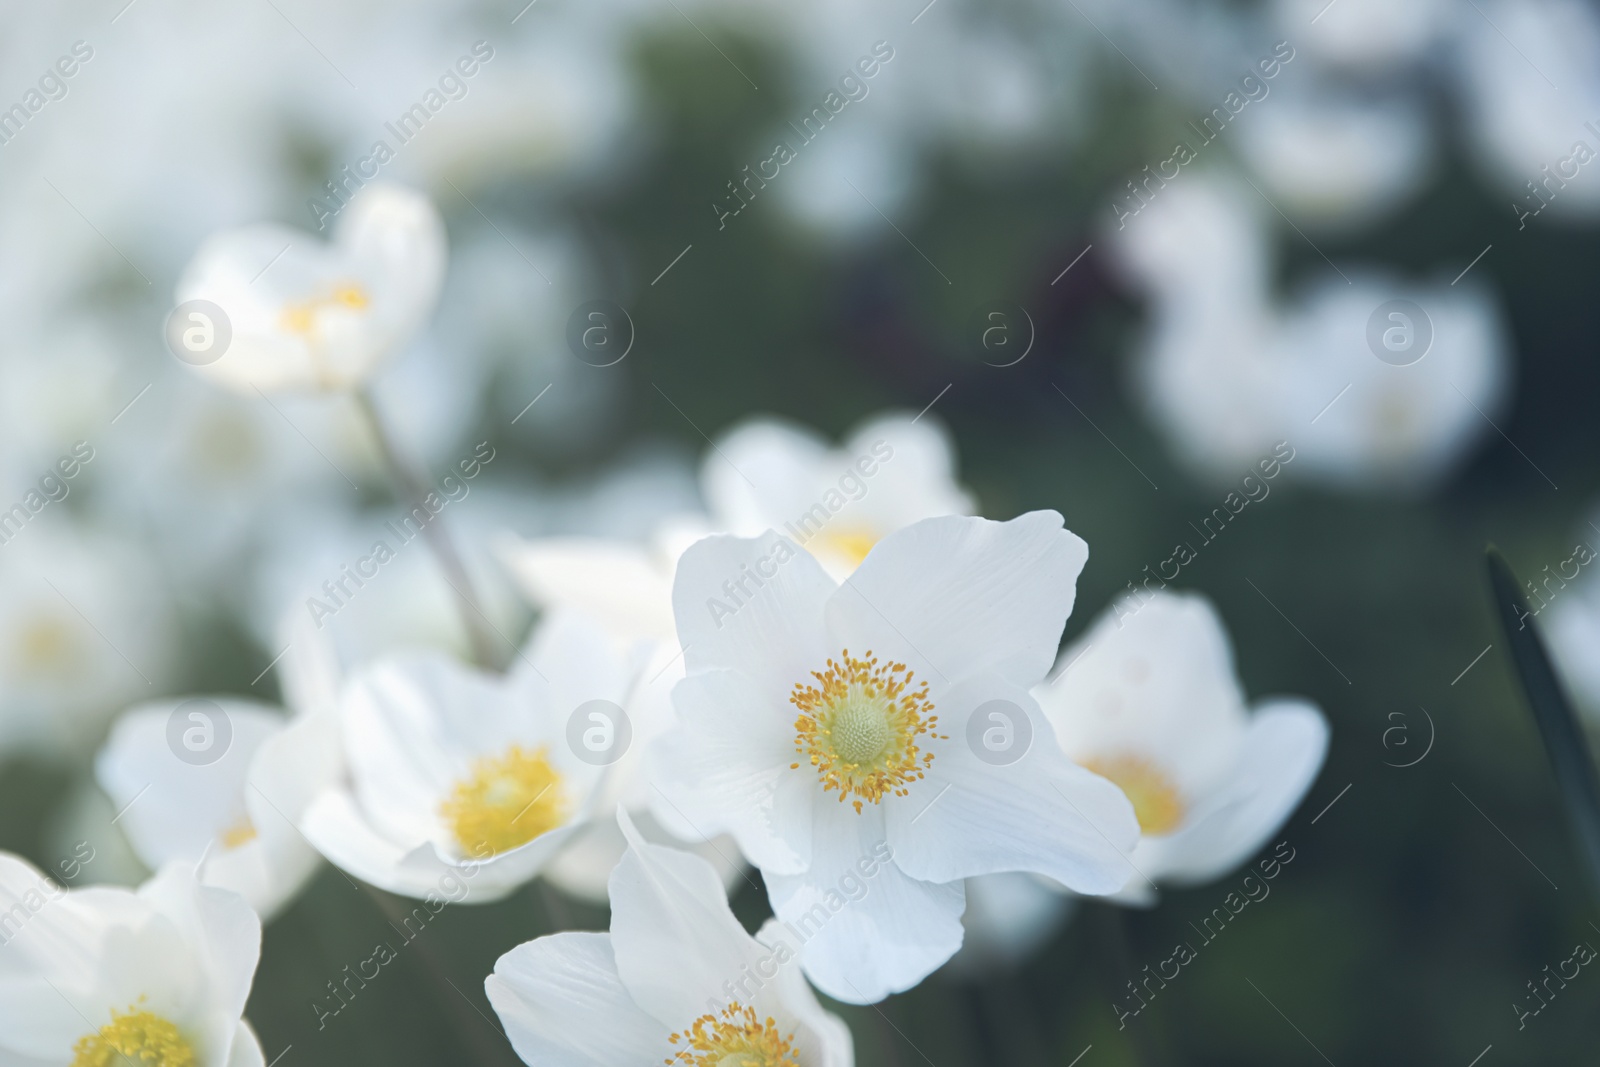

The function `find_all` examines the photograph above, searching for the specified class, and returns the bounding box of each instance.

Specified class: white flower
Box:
[94,697,337,921]
[650,511,1139,1003]
[296,612,629,902]
[1037,590,1328,903]
[486,812,853,1067]
[944,872,1077,977]
[500,412,974,638]
[0,856,264,1067]
[174,183,445,393]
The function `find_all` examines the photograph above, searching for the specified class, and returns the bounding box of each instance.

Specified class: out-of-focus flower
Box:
[501,413,973,636]
[1110,168,1513,492]
[94,697,336,921]
[486,811,853,1067]
[175,183,445,393]
[1271,0,1454,70]
[1541,535,1600,723]
[651,512,1138,1003]
[296,612,629,901]
[0,857,264,1067]
[0,517,177,756]
[944,871,1077,977]
[1038,590,1328,903]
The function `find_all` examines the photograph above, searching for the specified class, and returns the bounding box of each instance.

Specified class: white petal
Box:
[137,863,261,1027]
[945,873,1076,977]
[887,680,1139,893]
[839,414,974,531]
[766,799,965,1004]
[672,532,837,696]
[498,536,677,641]
[1138,701,1329,884]
[754,920,855,1067]
[824,512,1086,689]
[607,812,766,1027]
[224,1020,266,1067]
[650,669,812,875]
[701,418,831,535]
[486,932,669,1067]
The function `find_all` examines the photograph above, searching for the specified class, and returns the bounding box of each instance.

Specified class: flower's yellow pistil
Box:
[439,744,568,856]
[219,814,257,850]
[665,1003,800,1067]
[279,281,369,335]
[1082,754,1185,835]
[815,527,878,569]
[72,1007,195,1067]
[791,650,941,813]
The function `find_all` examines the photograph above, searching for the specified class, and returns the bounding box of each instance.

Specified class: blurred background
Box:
[2,0,1600,1062]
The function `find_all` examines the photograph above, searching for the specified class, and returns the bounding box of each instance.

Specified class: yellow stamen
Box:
[72,1007,195,1067]
[439,744,568,857]
[815,527,878,570]
[665,1002,800,1067]
[278,280,370,335]
[790,649,942,813]
[1082,754,1185,835]
[219,815,257,850]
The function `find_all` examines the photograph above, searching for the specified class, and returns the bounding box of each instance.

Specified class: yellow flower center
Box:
[790,650,941,813]
[814,527,878,570]
[1082,754,1185,835]
[72,1007,195,1067]
[279,281,370,335]
[666,1003,801,1067]
[439,744,568,857]
[219,815,258,850]
[15,615,77,676]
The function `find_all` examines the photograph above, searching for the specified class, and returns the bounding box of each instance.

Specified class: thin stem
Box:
[353,387,497,669]
[1092,903,1177,1067]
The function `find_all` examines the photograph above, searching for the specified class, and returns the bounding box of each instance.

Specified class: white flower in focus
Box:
[0,857,264,1067]
[175,183,445,393]
[95,698,337,921]
[651,512,1139,1002]
[1037,590,1328,903]
[486,812,853,1067]
[297,612,629,901]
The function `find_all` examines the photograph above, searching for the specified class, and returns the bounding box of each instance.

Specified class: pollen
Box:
[816,527,878,569]
[439,744,568,857]
[279,280,370,335]
[72,1007,196,1067]
[1082,754,1185,836]
[219,815,257,850]
[665,1002,800,1067]
[790,649,942,813]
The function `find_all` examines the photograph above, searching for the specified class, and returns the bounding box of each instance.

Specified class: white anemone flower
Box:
[1037,590,1329,903]
[0,857,264,1067]
[174,182,445,393]
[94,697,337,921]
[296,612,629,901]
[650,511,1139,1003]
[486,812,853,1067]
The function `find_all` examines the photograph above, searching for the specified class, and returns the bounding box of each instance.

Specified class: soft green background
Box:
[5,25,1600,1066]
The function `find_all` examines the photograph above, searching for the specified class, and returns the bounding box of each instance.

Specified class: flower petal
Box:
[487,931,669,1067]
[886,679,1139,893]
[766,798,965,1004]
[498,536,677,641]
[823,512,1087,689]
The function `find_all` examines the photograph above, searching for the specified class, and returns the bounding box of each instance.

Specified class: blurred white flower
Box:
[0,517,177,756]
[1272,0,1454,70]
[175,183,445,393]
[651,512,1138,1003]
[0,857,264,1067]
[297,612,630,901]
[487,812,853,1067]
[95,697,336,921]
[1038,590,1328,903]
[944,871,1076,977]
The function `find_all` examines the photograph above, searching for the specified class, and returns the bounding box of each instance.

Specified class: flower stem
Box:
[353,387,497,669]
